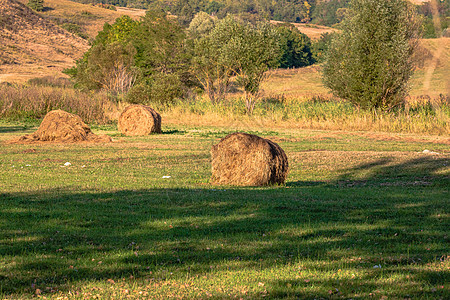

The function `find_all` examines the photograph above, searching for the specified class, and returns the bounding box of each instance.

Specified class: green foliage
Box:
[133,9,189,78]
[275,23,315,68]
[189,15,241,104]
[229,22,282,113]
[312,0,350,26]
[130,9,193,103]
[189,16,282,111]
[311,32,334,63]
[322,0,421,110]
[27,0,44,12]
[416,0,449,38]
[75,42,138,93]
[126,73,185,105]
[60,23,89,39]
[188,11,216,39]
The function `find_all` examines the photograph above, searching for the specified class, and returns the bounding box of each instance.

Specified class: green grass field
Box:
[0,123,448,299]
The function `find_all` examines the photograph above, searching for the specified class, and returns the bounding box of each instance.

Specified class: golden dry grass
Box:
[270,20,338,40]
[16,0,145,38]
[0,0,145,83]
[261,38,449,101]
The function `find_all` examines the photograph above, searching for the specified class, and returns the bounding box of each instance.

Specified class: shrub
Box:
[323,0,421,110]
[27,0,44,12]
[275,23,315,68]
[0,85,109,124]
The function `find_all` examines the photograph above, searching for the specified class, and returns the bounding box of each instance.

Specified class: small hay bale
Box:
[118,105,161,136]
[12,110,111,143]
[211,132,289,186]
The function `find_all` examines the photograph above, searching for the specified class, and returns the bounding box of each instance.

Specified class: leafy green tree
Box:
[311,32,334,63]
[322,0,421,110]
[65,16,139,93]
[236,23,282,114]
[312,0,350,26]
[72,42,138,93]
[187,11,216,39]
[190,16,281,111]
[275,23,315,68]
[189,16,240,104]
[27,0,44,12]
[132,9,194,103]
[229,22,281,113]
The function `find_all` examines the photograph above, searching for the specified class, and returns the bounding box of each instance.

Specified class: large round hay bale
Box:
[14,110,111,143]
[118,105,162,136]
[211,132,289,186]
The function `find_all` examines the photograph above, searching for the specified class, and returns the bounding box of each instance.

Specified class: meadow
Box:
[0,120,449,299]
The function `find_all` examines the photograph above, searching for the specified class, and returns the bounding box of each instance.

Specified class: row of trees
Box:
[65,10,315,113]
[67,0,422,112]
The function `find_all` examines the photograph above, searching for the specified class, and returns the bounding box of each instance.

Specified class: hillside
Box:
[0,0,91,82]
[271,20,337,40]
[15,0,145,39]
[0,0,145,83]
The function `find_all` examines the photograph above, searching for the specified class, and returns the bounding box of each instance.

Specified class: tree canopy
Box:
[322,0,421,110]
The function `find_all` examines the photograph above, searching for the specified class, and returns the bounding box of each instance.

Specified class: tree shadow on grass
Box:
[161,129,186,135]
[0,126,32,133]
[0,156,448,297]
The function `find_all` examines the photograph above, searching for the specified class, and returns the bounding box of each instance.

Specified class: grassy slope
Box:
[262,38,449,100]
[0,0,145,83]
[0,124,449,299]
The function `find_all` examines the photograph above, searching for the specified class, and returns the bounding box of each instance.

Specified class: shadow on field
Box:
[0,156,448,297]
[0,126,31,133]
[162,129,186,135]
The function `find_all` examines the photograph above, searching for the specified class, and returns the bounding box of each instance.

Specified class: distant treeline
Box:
[68,0,449,35]
[68,0,350,26]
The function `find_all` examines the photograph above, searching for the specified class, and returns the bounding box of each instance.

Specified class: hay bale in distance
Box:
[118,105,162,136]
[14,110,111,143]
[211,132,289,186]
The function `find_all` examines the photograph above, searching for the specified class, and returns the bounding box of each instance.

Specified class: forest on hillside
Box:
[68,0,448,37]
[69,0,351,25]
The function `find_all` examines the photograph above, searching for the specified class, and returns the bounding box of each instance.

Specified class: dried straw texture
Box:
[11,110,111,143]
[118,105,162,136]
[211,132,289,186]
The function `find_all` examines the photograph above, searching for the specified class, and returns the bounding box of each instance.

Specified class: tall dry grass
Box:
[162,95,450,135]
[0,84,111,124]
[1,84,448,135]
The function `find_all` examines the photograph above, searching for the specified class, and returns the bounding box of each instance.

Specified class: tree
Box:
[70,42,138,94]
[275,23,315,68]
[187,11,216,39]
[64,16,139,93]
[230,22,281,114]
[322,0,421,110]
[27,0,44,12]
[189,16,239,104]
[132,9,194,104]
[189,16,281,111]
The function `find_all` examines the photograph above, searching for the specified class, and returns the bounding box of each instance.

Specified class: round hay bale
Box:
[211,132,289,186]
[13,110,111,143]
[118,105,162,136]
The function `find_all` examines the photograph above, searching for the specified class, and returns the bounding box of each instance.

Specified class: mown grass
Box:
[0,123,448,299]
